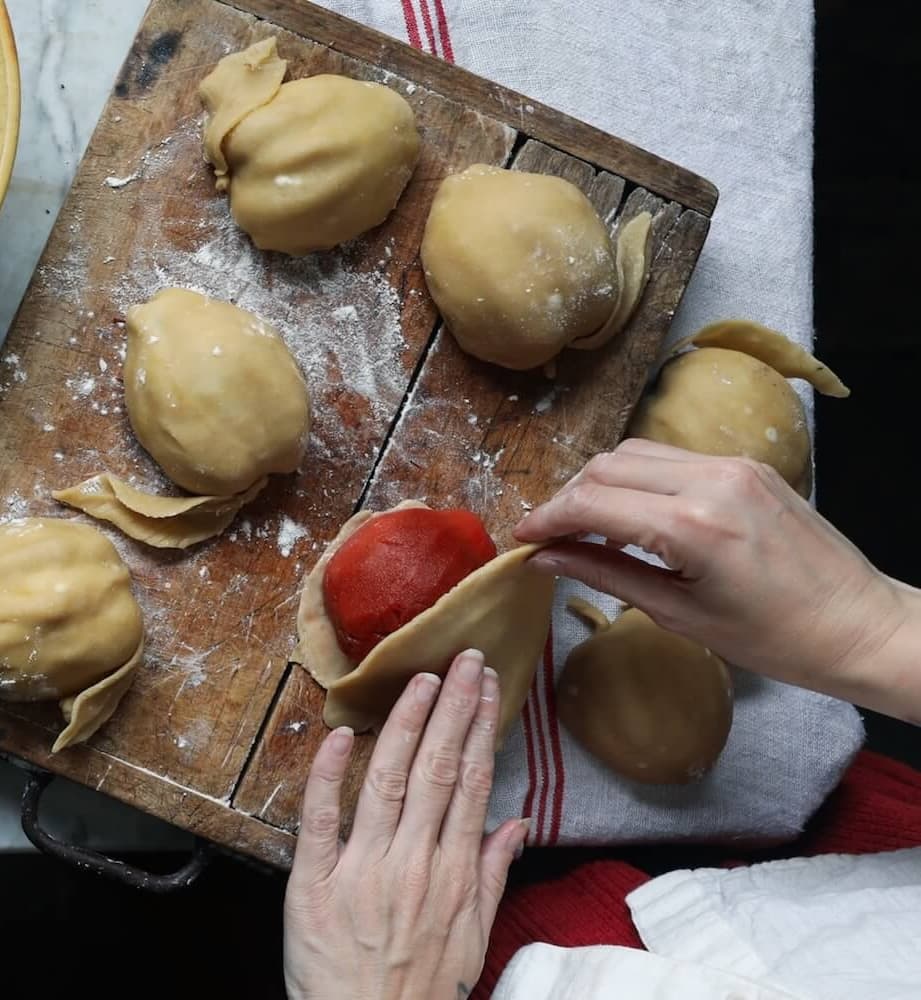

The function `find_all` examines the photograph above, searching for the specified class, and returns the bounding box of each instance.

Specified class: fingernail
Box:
[415,672,441,704]
[513,817,531,859]
[529,553,562,574]
[481,666,499,702]
[456,648,485,682]
[330,726,354,755]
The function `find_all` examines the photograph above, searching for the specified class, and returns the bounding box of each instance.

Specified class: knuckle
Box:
[444,868,479,909]
[458,759,494,804]
[677,498,720,533]
[567,482,602,517]
[441,691,476,720]
[310,764,342,788]
[584,452,615,478]
[616,437,644,454]
[403,857,433,897]
[713,456,766,493]
[301,805,341,839]
[367,765,408,803]
[420,750,460,789]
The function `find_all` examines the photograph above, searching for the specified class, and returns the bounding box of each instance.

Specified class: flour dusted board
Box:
[0,0,715,867]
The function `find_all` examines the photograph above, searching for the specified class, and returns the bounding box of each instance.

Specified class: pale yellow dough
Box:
[421,165,615,370]
[628,322,849,497]
[0,518,144,752]
[294,501,555,741]
[54,473,267,550]
[200,39,420,254]
[124,288,310,496]
[199,37,287,192]
[420,164,653,370]
[558,601,733,784]
[55,288,309,547]
[570,212,653,351]
[680,319,851,398]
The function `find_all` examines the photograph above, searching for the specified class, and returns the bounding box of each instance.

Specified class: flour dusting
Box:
[277,516,308,558]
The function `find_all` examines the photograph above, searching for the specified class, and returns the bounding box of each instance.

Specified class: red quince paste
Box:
[323,507,497,663]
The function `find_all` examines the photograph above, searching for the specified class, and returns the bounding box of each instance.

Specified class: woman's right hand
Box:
[514,439,920,720]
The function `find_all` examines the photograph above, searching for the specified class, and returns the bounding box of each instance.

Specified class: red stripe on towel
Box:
[432,0,456,63]
[542,629,566,845]
[399,0,422,49]
[418,0,439,55]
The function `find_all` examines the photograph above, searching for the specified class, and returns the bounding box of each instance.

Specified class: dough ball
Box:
[0,518,143,702]
[628,346,811,494]
[420,164,618,370]
[125,288,311,497]
[558,605,733,784]
[200,41,420,254]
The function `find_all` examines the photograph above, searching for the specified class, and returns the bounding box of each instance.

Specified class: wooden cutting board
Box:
[0,0,715,869]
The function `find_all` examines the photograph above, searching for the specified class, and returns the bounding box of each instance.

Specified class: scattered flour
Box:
[0,351,28,389]
[277,516,309,558]
[1,492,30,522]
[105,172,140,189]
[65,374,96,398]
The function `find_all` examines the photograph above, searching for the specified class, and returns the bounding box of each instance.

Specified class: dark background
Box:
[1,3,918,996]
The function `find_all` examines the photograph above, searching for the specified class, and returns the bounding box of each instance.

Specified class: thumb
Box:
[478,818,529,933]
[529,541,683,617]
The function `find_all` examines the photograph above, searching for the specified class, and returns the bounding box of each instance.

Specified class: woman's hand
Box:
[284,650,529,1000]
[515,439,921,719]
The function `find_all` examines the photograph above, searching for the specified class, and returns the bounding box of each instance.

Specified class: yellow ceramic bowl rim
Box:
[0,0,21,209]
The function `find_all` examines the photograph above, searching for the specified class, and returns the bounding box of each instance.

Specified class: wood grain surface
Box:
[0,0,711,868]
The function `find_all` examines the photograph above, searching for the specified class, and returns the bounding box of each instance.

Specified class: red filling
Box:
[323,507,497,663]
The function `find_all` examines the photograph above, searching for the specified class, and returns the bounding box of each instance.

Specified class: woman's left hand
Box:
[283,649,529,1000]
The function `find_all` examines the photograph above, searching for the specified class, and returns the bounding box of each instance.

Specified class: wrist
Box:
[829,574,921,722]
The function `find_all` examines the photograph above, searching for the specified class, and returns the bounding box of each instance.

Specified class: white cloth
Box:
[629,847,921,1000]
[315,0,863,845]
[492,944,796,1000]
[493,847,921,999]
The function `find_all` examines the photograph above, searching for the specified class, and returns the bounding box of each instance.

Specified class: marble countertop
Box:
[0,0,188,852]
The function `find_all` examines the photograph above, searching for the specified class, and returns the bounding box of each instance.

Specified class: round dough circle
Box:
[629,347,811,494]
[558,608,733,784]
[125,288,311,496]
[420,165,617,370]
[224,75,420,254]
[0,518,143,701]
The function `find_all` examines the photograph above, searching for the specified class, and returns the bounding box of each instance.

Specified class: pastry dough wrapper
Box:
[571,212,653,351]
[53,638,144,753]
[295,502,555,741]
[673,319,850,398]
[53,474,267,549]
[199,37,287,192]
